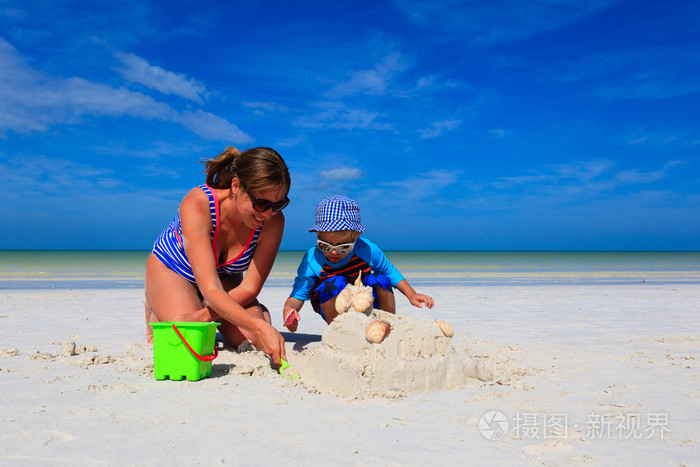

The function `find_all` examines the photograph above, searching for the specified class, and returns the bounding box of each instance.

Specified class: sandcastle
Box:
[293,276,493,397]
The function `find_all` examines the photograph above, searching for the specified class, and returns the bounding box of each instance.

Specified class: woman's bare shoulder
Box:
[257,211,285,245]
[265,211,285,231]
[180,186,209,209]
[179,187,213,226]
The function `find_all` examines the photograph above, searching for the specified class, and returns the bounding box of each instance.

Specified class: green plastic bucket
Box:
[150,322,220,381]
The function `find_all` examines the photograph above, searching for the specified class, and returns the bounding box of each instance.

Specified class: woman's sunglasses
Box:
[316,239,356,255]
[240,182,290,213]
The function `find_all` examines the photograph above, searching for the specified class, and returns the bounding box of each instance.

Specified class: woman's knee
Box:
[245,301,269,322]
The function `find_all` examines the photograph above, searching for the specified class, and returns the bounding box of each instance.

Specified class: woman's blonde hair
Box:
[202,146,291,195]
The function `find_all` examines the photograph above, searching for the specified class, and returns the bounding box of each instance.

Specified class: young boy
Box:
[282,196,433,332]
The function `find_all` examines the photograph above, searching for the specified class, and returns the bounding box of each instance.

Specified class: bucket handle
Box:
[171,324,219,362]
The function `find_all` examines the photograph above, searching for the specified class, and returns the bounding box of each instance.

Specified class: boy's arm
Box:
[282,297,304,332]
[283,248,320,332]
[360,238,404,286]
[396,279,434,309]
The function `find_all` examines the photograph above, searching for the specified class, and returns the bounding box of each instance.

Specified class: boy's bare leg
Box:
[320,299,339,324]
[374,287,396,313]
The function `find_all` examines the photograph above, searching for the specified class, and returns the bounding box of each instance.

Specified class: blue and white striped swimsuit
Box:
[151,184,261,284]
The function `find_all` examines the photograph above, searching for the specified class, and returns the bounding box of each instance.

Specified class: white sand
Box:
[0,284,698,465]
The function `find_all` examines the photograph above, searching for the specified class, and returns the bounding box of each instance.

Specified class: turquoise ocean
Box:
[1,250,699,289]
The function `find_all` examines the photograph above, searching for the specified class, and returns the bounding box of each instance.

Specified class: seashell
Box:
[335,285,353,314]
[351,288,374,314]
[365,320,391,343]
[436,319,454,338]
[354,270,363,287]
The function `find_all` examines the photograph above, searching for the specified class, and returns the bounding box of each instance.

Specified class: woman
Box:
[145,146,290,365]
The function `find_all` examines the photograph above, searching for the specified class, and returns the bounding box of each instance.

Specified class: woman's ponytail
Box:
[203,146,240,188]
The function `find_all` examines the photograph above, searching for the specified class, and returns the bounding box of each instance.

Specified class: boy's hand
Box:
[283,308,300,333]
[410,293,434,309]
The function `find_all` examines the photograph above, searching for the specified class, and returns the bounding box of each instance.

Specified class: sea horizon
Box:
[1,249,699,290]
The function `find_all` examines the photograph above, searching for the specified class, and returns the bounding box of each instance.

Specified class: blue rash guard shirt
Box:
[289,237,404,312]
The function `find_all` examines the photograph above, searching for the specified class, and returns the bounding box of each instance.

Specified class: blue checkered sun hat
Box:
[309,196,366,233]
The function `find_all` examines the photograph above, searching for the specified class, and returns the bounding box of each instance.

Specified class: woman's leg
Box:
[144,300,157,343]
[144,254,209,342]
[215,274,270,348]
[217,302,269,349]
[145,261,272,348]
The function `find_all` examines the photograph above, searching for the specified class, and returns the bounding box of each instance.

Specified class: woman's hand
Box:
[251,320,286,365]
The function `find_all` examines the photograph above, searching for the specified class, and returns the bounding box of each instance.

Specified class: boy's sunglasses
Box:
[316,239,355,255]
[240,182,289,212]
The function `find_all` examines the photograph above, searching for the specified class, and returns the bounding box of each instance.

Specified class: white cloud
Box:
[325,52,408,98]
[495,160,615,192]
[629,136,650,145]
[542,48,700,100]
[625,130,696,147]
[390,0,620,46]
[0,42,171,132]
[0,38,251,142]
[294,102,392,131]
[276,135,307,148]
[0,152,118,195]
[243,101,290,116]
[115,52,206,103]
[494,160,685,198]
[547,160,615,182]
[319,168,364,181]
[414,76,435,90]
[63,77,171,117]
[614,161,685,185]
[173,110,253,143]
[418,119,460,139]
[372,169,460,204]
[489,129,509,138]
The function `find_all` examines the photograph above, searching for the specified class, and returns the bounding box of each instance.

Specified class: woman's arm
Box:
[229,212,285,307]
[179,189,285,362]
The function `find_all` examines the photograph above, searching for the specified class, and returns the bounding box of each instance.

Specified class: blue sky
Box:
[1,0,698,251]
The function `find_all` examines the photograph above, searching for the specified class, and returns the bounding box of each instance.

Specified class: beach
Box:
[0,253,698,465]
